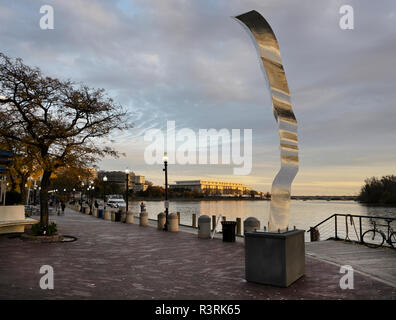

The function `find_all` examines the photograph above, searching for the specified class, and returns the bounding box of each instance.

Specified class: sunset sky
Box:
[1,0,395,195]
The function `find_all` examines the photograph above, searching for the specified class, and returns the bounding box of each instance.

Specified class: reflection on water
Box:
[129,200,396,235]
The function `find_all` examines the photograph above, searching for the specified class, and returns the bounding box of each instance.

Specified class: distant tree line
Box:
[358,175,396,204]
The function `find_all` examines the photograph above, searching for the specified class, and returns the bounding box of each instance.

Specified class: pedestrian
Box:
[140,201,146,213]
[56,200,60,216]
[61,201,66,215]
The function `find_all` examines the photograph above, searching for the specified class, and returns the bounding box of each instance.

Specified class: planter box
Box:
[245,229,305,287]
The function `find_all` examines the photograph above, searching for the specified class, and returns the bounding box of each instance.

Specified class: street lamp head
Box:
[81,181,85,186]
[64,188,66,192]
[73,188,76,191]
[125,168,130,174]
[92,186,95,190]
[103,176,108,182]
[163,152,168,163]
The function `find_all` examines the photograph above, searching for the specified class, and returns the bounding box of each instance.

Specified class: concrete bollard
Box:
[198,215,211,239]
[192,213,197,228]
[93,208,98,217]
[236,217,242,236]
[111,211,116,222]
[140,211,148,227]
[104,209,111,221]
[121,212,127,223]
[176,212,180,225]
[126,211,134,224]
[244,217,260,234]
[157,212,166,230]
[168,213,178,232]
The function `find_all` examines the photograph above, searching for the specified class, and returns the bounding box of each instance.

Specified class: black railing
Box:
[307,213,396,248]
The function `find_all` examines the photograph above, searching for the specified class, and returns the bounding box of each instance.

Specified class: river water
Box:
[129,200,396,238]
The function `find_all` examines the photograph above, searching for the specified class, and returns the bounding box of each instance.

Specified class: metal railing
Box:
[307,213,396,248]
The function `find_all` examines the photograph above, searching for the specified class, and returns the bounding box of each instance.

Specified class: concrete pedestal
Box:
[104,210,111,221]
[140,211,148,226]
[245,229,305,287]
[126,212,134,224]
[198,215,211,239]
[168,213,178,232]
[157,212,165,230]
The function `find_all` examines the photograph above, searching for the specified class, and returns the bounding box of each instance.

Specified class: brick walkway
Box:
[0,208,395,299]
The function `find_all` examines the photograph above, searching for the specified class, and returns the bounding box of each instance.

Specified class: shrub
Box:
[31,222,58,236]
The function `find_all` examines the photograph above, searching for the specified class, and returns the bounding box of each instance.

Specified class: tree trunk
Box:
[19,176,27,204]
[40,170,52,228]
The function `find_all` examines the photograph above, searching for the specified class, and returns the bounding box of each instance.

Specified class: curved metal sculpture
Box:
[235,10,299,232]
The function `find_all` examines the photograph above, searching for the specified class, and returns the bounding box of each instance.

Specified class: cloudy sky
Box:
[1,0,395,195]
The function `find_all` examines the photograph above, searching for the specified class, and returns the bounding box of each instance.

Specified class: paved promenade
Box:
[0,208,395,300]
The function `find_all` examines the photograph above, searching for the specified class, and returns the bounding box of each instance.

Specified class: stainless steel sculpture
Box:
[236,10,299,232]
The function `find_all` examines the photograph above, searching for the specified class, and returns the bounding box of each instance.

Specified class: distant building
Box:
[170,180,250,195]
[97,170,148,192]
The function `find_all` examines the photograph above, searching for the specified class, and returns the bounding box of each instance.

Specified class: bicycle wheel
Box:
[362,229,384,248]
[389,232,396,249]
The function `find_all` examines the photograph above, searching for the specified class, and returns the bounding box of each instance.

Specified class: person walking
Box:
[61,201,66,215]
[56,200,60,216]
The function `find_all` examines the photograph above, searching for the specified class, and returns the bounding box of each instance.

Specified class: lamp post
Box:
[163,152,169,231]
[103,175,107,209]
[125,168,130,214]
[80,181,85,212]
[81,181,85,202]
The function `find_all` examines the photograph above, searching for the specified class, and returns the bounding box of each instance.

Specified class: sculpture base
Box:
[245,229,305,287]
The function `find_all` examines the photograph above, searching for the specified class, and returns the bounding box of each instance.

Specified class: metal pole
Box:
[103,182,106,209]
[335,215,338,239]
[126,173,129,213]
[359,216,363,243]
[164,160,168,231]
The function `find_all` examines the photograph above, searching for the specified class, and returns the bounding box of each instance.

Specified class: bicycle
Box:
[362,219,396,248]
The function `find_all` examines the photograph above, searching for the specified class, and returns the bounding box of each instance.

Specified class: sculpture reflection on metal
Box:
[235,10,299,232]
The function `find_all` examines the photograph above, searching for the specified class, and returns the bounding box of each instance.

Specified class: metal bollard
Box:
[158,212,166,230]
[212,215,216,231]
[198,215,211,239]
[140,211,148,227]
[236,218,242,236]
[168,213,178,232]
[176,212,180,225]
[192,213,197,228]
[126,211,134,224]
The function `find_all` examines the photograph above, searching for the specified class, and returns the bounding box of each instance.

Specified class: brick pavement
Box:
[0,208,394,299]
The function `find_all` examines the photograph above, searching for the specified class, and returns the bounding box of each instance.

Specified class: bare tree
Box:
[0,53,130,231]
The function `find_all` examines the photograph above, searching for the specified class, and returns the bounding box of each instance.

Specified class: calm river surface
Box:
[129,200,396,235]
